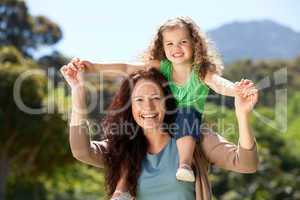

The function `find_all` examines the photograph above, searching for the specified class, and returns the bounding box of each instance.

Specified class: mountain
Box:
[207,20,300,63]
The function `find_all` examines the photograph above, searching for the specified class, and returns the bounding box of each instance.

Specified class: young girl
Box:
[69,17,253,200]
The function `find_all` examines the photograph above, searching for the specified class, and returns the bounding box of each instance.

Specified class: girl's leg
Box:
[111,169,132,200]
[176,136,196,182]
[176,136,196,167]
[173,107,202,182]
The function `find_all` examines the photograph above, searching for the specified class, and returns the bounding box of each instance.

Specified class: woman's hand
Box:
[234,79,258,116]
[60,58,85,89]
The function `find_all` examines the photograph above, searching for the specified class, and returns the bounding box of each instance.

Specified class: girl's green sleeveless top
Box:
[159,59,209,113]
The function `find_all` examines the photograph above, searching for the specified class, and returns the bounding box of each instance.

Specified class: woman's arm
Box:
[69,86,106,168]
[200,127,258,173]
[60,64,107,168]
[201,80,259,173]
[69,124,107,168]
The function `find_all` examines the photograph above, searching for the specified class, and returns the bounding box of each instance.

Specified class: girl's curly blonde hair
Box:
[144,16,224,79]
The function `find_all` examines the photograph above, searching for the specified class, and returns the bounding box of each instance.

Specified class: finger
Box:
[243,88,257,98]
[253,92,259,103]
[241,86,252,97]
[66,63,75,71]
[249,88,258,95]
[71,57,79,63]
[235,86,243,96]
[240,83,254,92]
[242,84,255,94]
[239,79,243,86]
[240,79,249,87]
[243,79,251,84]
[240,79,248,86]
[64,67,76,78]
[66,68,74,76]
[78,60,85,65]
[78,61,87,70]
[60,65,67,73]
[61,65,73,77]
[235,81,243,87]
[245,81,254,86]
[71,58,82,69]
[79,60,90,68]
[240,80,255,92]
[68,63,78,72]
[249,93,258,106]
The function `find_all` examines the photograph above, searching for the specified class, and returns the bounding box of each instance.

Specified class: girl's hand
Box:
[234,79,256,97]
[60,60,85,89]
[77,59,95,71]
[67,57,95,72]
[234,79,258,115]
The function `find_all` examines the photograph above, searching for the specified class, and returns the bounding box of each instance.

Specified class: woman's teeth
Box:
[141,114,158,119]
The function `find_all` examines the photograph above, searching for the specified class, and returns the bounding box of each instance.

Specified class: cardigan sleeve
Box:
[69,123,107,168]
[200,129,259,173]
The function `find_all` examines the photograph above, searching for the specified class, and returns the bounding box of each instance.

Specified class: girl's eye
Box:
[166,43,173,46]
[181,40,188,44]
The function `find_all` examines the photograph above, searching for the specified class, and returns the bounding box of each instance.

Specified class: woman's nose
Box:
[143,99,155,110]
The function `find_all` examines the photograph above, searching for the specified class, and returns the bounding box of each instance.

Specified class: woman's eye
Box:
[135,98,143,102]
[153,96,161,100]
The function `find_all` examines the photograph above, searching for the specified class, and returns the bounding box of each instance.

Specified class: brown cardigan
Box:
[69,124,259,200]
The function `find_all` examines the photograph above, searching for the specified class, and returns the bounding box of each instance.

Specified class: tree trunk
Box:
[0,155,9,200]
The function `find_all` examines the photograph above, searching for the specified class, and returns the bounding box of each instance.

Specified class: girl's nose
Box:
[173,43,181,50]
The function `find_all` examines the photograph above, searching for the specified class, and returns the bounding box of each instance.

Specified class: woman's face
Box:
[131,79,166,131]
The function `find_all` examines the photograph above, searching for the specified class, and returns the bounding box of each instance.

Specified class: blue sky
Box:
[26,0,300,61]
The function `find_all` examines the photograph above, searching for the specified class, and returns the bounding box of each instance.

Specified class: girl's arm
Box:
[70,58,160,77]
[204,71,237,97]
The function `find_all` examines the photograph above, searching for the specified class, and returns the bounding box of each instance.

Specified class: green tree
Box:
[0,0,62,57]
[0,46,71,200]
[206,58,300,199]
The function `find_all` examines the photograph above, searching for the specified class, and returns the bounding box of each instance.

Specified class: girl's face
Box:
[131,79,166,131]
[162,26,194,65]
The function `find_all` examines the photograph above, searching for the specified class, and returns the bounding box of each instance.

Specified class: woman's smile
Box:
[131,79,166,130]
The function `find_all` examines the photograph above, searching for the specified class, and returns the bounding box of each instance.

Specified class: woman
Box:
[60,64,258,200]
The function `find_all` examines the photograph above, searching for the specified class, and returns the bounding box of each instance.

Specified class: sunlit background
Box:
[26,0,300,61]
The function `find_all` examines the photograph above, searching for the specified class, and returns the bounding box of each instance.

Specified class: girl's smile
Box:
[162,26,194,65]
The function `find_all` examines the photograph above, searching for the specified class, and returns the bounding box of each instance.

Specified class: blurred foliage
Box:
[203,57,300,200]
[5,164,106,200]
[204,102,300,200]
[0,0,62,57]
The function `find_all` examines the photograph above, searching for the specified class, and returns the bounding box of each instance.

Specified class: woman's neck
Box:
[143,129,171,154]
